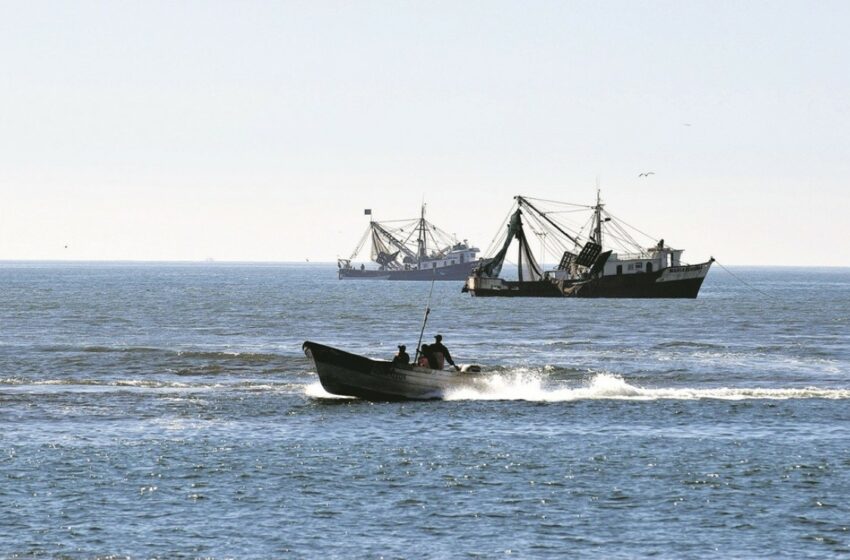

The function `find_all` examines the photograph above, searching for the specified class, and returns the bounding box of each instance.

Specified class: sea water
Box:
[1,263,848,558]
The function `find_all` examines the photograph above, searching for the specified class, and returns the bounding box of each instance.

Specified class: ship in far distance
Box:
[338,205,487,280]
[463,191,713,298]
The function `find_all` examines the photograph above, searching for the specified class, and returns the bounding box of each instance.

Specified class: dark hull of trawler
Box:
[339,259,484,281]
[303,341,486,400]
[465,260,713,299]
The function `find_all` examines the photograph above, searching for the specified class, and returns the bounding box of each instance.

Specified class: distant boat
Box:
[338,204,488,281]
[303,341,486,400]
[463,192,713,298]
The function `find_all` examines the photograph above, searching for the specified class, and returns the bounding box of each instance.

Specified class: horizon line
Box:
[0,259,848,269]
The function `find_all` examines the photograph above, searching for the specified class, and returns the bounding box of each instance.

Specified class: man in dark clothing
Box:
[431,334,460,371]
[417,344,439,369]
[392,345,410,365]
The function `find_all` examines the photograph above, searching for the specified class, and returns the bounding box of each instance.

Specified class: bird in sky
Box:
[638,172,655,178]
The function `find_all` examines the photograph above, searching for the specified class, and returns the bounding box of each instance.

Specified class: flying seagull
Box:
[638,172,655,178]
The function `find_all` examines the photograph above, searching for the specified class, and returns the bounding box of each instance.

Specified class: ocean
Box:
[1,263,848,558]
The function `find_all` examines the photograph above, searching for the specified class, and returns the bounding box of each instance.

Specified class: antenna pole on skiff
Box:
[413,273,437,364]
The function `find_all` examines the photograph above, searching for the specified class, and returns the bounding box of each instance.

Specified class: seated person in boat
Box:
[392,344,410,365]
[431,334,460,371]
[417,344,439,369]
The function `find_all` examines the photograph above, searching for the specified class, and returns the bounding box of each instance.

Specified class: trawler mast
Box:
[593,189,603,246]
[416,203,427,264]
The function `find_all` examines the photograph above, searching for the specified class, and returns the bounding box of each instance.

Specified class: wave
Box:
[1,377,182,388]
[0,377,303,393]
[80,345,163,354]
[652,341,725,350]
[445,373,850,402]
[542,340,594,349]
[173,350,285,362]
[38,344,300,363]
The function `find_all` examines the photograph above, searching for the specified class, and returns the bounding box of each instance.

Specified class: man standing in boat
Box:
[431,334,460,371]
[393,344,410,365]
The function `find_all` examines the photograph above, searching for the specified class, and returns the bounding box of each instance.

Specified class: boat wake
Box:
[304,382,355,400]
[443,372,850,402]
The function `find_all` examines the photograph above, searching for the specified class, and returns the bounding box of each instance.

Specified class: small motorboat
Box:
[303,341,486,400]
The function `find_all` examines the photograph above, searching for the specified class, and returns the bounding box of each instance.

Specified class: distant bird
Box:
[638,172,655,178]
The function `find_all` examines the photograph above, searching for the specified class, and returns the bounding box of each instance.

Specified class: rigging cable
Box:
[603,210,659,245]
[349,225,372,260]
[712,259,779,301]
[483,204,517,257]
[520,195,593,209]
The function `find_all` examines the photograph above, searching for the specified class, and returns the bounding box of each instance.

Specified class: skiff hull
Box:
[303,341,485,400]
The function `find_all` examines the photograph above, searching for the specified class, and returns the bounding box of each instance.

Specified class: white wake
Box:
[443,372,850,402]
[304,381,354,399]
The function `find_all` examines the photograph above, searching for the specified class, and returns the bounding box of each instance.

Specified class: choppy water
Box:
[1,263,849,558]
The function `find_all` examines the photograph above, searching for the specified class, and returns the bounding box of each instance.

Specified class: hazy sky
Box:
[2,1,848,265]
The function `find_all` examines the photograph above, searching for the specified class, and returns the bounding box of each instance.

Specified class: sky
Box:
[1,1,848,266]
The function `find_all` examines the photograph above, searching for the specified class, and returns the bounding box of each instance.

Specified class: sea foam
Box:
[304,381,354,399]
[443,372,850,402]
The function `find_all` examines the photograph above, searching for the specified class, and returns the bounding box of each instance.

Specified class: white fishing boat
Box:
[338,203,487,281]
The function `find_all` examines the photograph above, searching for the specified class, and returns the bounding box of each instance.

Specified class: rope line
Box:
[713,259,778,301]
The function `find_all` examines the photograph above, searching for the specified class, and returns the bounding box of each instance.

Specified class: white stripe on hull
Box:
[655,262,712,283]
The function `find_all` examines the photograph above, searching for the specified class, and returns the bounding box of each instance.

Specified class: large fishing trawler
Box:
[338,204,487,280]
[463,192,713,298]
